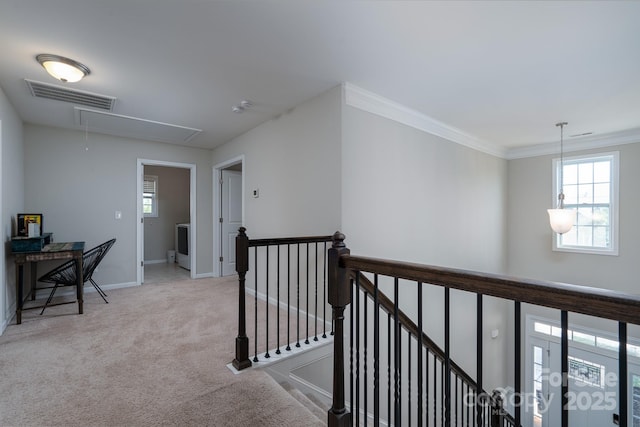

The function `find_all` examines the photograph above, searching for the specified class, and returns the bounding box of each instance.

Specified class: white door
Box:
[221,169,242,276]
[538,342,619,427]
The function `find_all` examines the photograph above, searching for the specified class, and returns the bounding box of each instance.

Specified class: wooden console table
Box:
[14,242,85,324]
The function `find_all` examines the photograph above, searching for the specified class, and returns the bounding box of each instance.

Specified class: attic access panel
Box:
[74,107,201,144]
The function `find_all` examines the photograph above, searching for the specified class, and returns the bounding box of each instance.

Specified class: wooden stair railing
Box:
[233,227,334,370]
[327,231,640,427]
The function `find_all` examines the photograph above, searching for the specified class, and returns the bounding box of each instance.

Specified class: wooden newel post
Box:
[232,227,252,370]
[490,390,505,427]
[328,231,352,427]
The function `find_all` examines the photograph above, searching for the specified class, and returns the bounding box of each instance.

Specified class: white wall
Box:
[0,86,24,333]
[23,125,214,285]
[211,86,342,239]
[341,103,509,390]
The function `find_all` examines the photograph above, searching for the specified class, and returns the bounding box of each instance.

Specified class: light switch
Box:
[115,211,122,220]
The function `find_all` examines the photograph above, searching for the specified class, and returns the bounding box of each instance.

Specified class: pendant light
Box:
[547,122,574,234]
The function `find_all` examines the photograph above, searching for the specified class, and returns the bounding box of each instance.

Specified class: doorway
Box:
[525,317,640,427]
[136,159,196,284]
[213,156,244,277]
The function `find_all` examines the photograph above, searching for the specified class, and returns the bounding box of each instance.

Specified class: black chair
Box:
[38,238,116,315]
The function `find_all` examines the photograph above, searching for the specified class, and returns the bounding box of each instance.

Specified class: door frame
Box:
[136,158,196,285]
[213,155,245,277]
[525,315,640,427]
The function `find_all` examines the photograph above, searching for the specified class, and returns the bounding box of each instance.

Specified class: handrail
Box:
[341,254,640,325]
[328,232,638,427]
[248,235,333,247]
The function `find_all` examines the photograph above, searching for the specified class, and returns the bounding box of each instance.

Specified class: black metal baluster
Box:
[364,282,368,425]
[444,287,451,427]
[374,274,380,426]
[388,313,392,426]
[350,276,355,427]
[394,278,401,427]
[286,244,291,352]
[454,374,458,427]
[408,330,412,427]
[264,246,270,359]
[426,349,430,427]
[465,382,469,427]
[619,322,628,427]
[441,353,444,427]
[434,355,437,427]
[276,245,281,355]
[314,242,319,341]
[418,282,424,427]
[323,241,328,339]
[296,244,301,348]
[355,274,360,427]
[514,301,521,425]
[476,294,483,427]
[253,246,258,362]
[561,310,568,427]
[305,243,310,345]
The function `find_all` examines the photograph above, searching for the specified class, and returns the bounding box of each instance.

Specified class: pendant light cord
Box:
[556,122,568,208]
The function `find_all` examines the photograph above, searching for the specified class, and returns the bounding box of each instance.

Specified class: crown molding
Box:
[343,82,506,158]
[342,83,640,160]
[505,128,640,159]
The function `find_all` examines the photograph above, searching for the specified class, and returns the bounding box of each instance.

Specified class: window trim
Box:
[551,151,619,256]
[143,175,159,218]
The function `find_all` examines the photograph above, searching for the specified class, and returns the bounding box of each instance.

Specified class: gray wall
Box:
[1,86,24,331]
[507,142,640,294]
[211,85,342,239]
[507,142,640,339]
[23,124,214,285]
[143,165,190,262]
[341,104,509,390]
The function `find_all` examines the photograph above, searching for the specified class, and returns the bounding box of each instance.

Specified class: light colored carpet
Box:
[0,276,325,426]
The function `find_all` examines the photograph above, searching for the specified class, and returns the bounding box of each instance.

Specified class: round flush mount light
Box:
[36,54,90,83]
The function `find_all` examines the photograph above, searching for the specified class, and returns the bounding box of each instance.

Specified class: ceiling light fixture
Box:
[547,122,575,234]
[36,54,90,83]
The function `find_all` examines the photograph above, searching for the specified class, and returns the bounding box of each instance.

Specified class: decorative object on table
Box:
[38,238,116,314]
[17,213,43,237]
[10,233,53,253]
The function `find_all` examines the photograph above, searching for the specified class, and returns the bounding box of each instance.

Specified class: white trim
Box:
[342,82,640,160]
[507,128,640,160]
[137,159,197,284]
[343,82,506,158]
[212,155,245,278]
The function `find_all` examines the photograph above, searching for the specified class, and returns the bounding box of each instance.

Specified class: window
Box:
[552,152,619,255]
[143,175,158,217]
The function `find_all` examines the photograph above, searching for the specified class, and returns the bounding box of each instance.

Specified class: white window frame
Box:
[551,151,619,255]
[143,175,159,218]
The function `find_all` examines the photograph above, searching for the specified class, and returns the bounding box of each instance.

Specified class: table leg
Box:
[16,263,24,324]
[76,256,83,314]
[30,262,37,300]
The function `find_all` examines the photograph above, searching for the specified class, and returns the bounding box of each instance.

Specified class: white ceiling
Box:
[1,1,639,157]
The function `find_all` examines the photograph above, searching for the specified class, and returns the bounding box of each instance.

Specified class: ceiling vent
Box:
[25,79,116,111]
